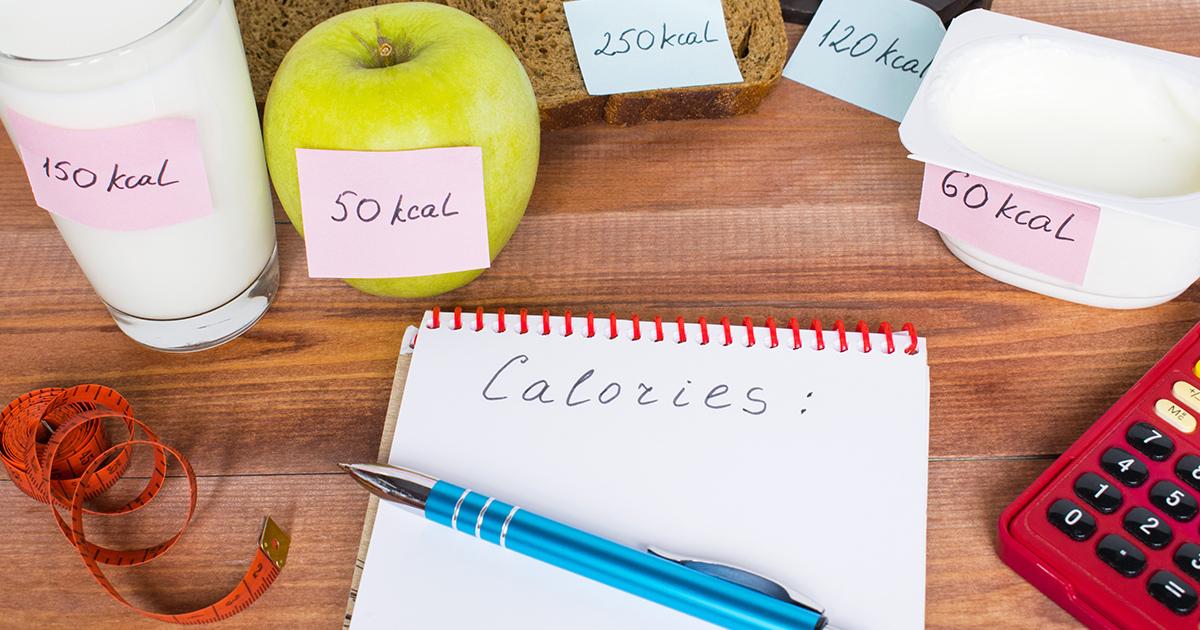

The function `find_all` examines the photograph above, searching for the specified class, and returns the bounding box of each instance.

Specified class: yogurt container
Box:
[900,10,1200,309]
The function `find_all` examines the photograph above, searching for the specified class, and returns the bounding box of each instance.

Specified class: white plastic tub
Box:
[900,10,1200,309]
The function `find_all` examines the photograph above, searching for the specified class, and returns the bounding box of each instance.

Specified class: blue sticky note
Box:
[563,0,744,96]
[783,0,947,121]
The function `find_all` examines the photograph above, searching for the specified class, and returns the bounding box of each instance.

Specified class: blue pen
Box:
[341,463,835,630]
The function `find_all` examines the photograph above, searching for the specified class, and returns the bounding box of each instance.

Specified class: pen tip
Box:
[337,463,353,473]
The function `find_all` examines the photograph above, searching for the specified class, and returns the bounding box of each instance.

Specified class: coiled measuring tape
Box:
[0,385,289,624]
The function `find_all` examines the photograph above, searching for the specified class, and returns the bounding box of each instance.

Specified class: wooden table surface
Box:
[2,2,1199,627]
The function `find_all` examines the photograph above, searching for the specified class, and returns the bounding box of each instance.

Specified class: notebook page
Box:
[351,313,930,630]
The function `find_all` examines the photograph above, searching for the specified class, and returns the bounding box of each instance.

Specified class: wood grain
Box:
[1,1,1198,627]
[0,459,1075,629]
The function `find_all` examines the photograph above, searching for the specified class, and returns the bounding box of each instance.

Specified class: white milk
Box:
[0,0,193,59]
[928,38,1200,199]
[0,0,276,320]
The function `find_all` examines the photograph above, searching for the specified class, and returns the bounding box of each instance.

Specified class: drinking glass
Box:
[0,0,278,351]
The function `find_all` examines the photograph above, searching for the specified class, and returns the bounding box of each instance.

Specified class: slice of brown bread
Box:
[437,0,607,128]
[238,0,787,128]
[604,0,789,126]
[442,0,788,128]
[237,0,383,104]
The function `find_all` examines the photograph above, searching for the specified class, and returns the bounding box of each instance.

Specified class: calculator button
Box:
[1124,507,1172,549]
[1074,473,1122,514]
[1156,399,1197,434]
[1176,455,1200,492]
[1126,422,1174,461]
[1047,499,1095,541]
[1149,480,1198,521]
[1096,534,1146,577]
[1101,447,1149,487]
[1148,570,1198,615]
[1176,381,1200,415]
[1174,543,1200,582]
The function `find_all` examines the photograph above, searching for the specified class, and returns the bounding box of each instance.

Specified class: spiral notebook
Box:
[345,309,930,630]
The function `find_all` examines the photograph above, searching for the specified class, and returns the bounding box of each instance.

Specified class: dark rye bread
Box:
[436,0,608,128]
[237,1,787,128]
[236,0,384,103]
[607,0,788,126]
[440,0,788,128]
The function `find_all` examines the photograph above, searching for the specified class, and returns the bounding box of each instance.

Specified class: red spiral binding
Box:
[857,321,872,353]
[879,322,895,354]
[902,323,919,355]
[418,309,919,355]
[834,320,848,353]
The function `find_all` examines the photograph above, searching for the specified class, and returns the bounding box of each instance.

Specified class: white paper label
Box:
[562,0,744,96]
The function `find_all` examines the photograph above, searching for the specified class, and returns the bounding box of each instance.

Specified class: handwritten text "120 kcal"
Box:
[816,19,933,77]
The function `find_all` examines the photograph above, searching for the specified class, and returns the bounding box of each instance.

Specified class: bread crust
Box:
[540,95,607,130]
[600,76,782,126]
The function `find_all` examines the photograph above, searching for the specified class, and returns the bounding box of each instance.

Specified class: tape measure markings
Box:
[0,385,289,625]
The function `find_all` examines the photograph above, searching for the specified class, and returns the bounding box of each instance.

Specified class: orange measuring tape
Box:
[0,385,289,624]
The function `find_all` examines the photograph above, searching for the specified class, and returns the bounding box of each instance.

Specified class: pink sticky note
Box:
[918,164,1100,284]
[296,147,490,279]
[3,108,214,230]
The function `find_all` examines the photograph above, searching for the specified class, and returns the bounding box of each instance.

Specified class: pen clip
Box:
[646,547,825,615]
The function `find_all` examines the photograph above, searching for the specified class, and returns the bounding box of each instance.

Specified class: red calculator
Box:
[1000,321,1200,629]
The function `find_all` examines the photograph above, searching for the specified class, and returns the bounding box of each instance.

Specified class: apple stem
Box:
[352,19,413,68]
[377,39,394,59]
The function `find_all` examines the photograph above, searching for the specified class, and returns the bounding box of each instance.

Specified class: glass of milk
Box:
[0,0,278,351]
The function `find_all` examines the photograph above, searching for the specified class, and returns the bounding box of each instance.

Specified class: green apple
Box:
[263,2,539,297]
